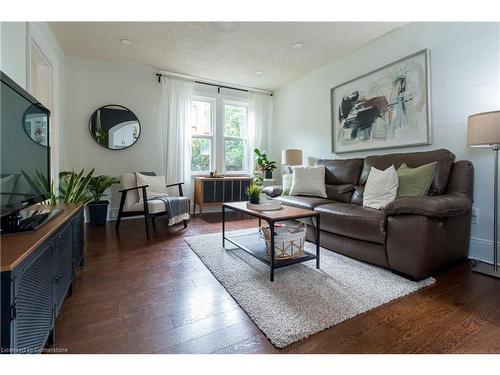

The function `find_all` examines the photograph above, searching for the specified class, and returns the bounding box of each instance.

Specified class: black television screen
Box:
[1,71,50,217]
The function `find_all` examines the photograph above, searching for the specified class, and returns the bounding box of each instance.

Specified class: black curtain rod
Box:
[156,73,272,96]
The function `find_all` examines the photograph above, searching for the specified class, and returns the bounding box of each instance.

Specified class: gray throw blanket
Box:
[155,195,190,220]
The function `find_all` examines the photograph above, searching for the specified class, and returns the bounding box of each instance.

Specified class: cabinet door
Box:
[223,180,233,202]
[72,209,84,272]
[54,223,73,316]
[232,180,241,201]
[203,181,215,203]
[13,243,53,353]
[215,180,224,203]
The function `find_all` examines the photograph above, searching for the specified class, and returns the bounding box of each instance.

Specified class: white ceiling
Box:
[49,22,404,91]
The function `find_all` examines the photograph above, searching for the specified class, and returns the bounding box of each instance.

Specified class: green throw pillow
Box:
[282,174,293,195]
[396,162,436,198]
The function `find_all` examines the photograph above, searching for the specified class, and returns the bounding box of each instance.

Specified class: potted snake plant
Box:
[87,175,120,227]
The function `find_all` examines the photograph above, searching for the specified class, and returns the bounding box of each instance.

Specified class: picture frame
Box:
[331,49,431,153]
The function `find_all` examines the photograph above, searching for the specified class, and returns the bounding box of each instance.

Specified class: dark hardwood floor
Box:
[52,213,500,354]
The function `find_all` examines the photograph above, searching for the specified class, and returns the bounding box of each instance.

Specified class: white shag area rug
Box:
[185,229,435,348]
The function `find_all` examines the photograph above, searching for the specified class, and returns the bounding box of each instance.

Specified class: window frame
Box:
[222,99,249,174]
[189,92,250,176]
[190,96,216,175]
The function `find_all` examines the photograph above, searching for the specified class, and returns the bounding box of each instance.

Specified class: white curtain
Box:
[248,92,274,173]
[160,77,194,197]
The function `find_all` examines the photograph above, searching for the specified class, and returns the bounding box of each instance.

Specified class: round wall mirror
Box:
[89,105,141,150]
[23,104,49,147]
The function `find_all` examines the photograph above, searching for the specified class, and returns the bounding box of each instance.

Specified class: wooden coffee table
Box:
[222,201,320,282]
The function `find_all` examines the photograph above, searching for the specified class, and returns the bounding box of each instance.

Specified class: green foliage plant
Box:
[88,175,120,203]
[245,183,261,204]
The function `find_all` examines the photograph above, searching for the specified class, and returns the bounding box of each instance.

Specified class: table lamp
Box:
[467,110,500,278]
[282,149,303,174]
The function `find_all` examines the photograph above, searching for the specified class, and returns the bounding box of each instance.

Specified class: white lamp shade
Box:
[282,149,302,165]
[467,110,500,147]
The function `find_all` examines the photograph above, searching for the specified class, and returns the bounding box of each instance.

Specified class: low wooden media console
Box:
[193,176,253,214]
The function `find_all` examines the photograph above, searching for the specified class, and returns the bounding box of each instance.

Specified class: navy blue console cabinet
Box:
[1,204,84,354]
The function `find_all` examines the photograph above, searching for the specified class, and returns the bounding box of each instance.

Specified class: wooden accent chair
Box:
[115,172,189,238]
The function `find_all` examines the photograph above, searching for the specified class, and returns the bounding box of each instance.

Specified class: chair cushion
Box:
[315,203,387,245]
[136,173,167,202]
[125,199,168,214]
[274,195,335,210]
[120,173,140,209]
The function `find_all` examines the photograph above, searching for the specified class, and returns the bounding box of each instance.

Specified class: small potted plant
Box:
[254,148,277,179]
[246,183,261,205]
[87,175,120,227]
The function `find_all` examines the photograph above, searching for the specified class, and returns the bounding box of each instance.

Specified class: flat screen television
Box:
[1,71,54,232]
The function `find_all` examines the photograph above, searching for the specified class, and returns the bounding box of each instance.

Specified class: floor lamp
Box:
[467,110,500,278]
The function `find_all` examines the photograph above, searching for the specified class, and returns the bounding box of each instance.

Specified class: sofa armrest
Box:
[384,194,472,218]
[262,185,283,198]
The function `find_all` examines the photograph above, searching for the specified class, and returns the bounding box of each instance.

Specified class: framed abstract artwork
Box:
[331,49,431,153]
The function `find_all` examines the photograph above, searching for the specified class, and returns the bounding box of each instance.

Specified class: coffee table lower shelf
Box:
[223,230,318,280]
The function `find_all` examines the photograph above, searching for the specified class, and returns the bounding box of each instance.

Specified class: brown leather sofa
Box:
[265,149,474,280]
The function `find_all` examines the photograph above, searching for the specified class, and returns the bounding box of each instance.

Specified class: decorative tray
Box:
[246,201,282,211]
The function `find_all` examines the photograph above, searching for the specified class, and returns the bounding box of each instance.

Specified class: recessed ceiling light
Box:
[254,70,264,75]
[292,41,305,49]
[120,38,134,46]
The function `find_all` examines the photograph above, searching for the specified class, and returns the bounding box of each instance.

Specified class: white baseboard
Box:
[468,237,500,266]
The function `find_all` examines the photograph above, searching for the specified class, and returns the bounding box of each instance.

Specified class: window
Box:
[224,103,248,172]
[190,94,249,174]
[191,99,214,172]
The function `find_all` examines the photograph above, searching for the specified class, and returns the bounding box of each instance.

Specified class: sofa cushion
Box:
[282,174,293,195]
[315,203,387,245]
[315,158,364,185]
[315,158,364,202]
[363,166,398,209]
[325,184,355,202]
[290,165,327,198]
[262,185,283,198]
[396,162,436,197]
[350,186,365,205]
[275,195,335,210]
[359,149,455,195]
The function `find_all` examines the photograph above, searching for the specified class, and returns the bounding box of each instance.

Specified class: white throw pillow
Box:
[363,166,399,209]
[289,165,327,198]
[135,173,167,202]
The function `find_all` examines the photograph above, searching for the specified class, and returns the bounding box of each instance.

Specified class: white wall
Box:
[63,56,163,217]
[0,22,28,89]
[271,22,500,265]
[29,22,66,188]
[1,22,65,187]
